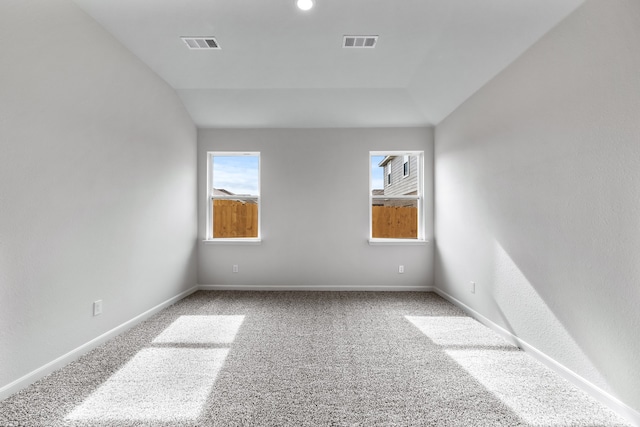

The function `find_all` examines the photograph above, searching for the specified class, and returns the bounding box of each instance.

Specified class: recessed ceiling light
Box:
[296,0,314,11]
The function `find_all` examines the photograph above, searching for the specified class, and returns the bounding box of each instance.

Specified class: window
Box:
[206,152,260,241]
[370,151,424,242]
[403,155,410,177]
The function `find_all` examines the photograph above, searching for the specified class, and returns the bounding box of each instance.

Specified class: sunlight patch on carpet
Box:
[153,315,245,344]
[405,316,514,347]
[405,316,623,425]
[446,349,620,426]
[66,348,228,422]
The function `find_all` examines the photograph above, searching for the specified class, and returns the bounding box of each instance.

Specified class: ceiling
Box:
[72,0,584,128]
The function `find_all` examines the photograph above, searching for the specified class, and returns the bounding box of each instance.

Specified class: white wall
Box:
[0,0,197,396]
[198,128,433,290]
[435,0,640,418]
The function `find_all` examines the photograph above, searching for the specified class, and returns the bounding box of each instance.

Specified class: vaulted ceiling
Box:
[72,0,584,128]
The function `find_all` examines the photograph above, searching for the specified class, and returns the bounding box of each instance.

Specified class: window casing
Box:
[206,152,260,241]
[370,151,424,242]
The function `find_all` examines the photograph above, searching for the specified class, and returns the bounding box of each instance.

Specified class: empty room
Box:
[1,0,639,425]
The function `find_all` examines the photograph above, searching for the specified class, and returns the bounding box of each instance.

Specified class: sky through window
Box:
[371,155,384,191]
[212,155,259,196]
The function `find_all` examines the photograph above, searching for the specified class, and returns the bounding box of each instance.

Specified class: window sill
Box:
[368,238,428,246]
[203,238,262,245]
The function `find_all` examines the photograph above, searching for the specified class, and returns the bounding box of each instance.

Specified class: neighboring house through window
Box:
[370,151,424,241]
[206,152,260,241]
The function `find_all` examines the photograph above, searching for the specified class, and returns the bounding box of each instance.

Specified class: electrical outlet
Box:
[470,281,476,294]
[399,265,405,274]
[93,300,103,316]
[232,264,239,273]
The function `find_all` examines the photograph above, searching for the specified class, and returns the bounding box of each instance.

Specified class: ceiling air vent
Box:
[181,37,221,50]
[343,35,378,48]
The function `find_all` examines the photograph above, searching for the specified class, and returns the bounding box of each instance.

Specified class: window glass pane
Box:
[210,153,259,239]
[212,155,259,197]
[371,199,418,239]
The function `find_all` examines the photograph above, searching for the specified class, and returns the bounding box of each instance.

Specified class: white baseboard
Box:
[0,286,199,402]
[198,284,436,292]
[432,287,640,427]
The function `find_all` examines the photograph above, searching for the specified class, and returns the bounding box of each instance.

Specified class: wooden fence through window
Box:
[213,200,416,239]
[371,205,417,238]
[213,199,258,238]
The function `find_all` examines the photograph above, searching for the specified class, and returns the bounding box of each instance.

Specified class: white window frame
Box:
[205,151,261,244]
[369,151,425,245]
[386,163,392,185]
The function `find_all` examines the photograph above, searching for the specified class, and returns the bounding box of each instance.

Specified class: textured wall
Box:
[0,0,197,394]
[198,128,434,289]
[435,0,640,416]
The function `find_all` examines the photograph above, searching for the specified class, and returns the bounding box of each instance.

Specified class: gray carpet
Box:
[0,291,630,426]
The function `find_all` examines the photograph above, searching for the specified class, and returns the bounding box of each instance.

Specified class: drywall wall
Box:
[198,128,434,289]
[435,0,640,419]
[0,0,197,397]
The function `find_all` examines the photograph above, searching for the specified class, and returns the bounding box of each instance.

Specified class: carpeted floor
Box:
[0,291,631,426]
